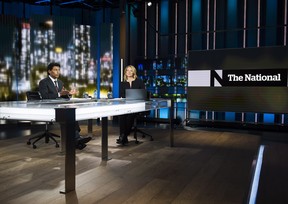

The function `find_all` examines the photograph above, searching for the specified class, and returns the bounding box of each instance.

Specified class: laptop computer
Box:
[125,89,148,100]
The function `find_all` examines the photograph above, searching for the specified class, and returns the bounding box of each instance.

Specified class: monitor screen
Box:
[125,89,147,100]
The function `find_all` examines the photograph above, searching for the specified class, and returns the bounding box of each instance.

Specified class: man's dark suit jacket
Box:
[38,77,81,132]
[39,77,64,99]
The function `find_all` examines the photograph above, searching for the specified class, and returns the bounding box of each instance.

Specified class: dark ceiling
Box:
[6,0,122,11]
[1,0,156,11]
[3,0,156,11]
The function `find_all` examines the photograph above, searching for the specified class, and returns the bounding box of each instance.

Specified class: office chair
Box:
[26,91,60,149]
[133,111,153,144]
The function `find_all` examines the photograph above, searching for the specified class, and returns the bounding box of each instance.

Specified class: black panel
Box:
[187,46,288,113]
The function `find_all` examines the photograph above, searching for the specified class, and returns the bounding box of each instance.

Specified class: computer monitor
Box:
[125,89,147,100]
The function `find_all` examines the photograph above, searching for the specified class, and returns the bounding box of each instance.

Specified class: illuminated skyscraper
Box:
[19,22,31,88]
[74,25,91,80]
[33,20,55,66]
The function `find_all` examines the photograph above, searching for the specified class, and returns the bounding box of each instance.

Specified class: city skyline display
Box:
[0,14,113,101]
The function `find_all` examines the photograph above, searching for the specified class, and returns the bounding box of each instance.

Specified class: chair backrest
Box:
[26,91,42,101]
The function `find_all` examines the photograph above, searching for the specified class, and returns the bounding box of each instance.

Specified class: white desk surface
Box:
[0,98,170,122]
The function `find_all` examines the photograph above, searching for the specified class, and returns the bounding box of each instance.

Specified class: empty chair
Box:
[26,91,60,149]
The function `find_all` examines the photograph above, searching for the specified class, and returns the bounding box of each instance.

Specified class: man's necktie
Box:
[54,81,59,91]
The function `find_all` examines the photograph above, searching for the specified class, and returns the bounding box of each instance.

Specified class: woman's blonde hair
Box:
[123,65,137,81]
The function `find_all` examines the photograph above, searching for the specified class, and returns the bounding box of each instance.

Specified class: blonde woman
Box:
[117,65,145,145]
[119,65,145,97]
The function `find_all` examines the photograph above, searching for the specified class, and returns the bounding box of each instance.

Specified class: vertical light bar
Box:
[212,0,216,119]
[185,0,188,121]
[243,0,247,48]
[248,145,265,204]
[241,0,247,121]
[213,0,217,50]
[185,0,189,54]
[156,2,159,58]
[120,58,124,82]
[174,2,178,56]
[255,0,261,124]
[242,112,245,122]
[284,0,287,45]
[281,114,285,125]
[144,2,147,58]
[257,0,261,47]
[207,0,210,50]
[255,113,258,123]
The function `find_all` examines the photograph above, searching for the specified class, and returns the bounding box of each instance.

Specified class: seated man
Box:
[39,62,91,150]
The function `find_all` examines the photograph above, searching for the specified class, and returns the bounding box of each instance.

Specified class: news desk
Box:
[0,98,173,193]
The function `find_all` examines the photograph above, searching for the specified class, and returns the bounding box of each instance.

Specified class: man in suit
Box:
[39,62,91,150]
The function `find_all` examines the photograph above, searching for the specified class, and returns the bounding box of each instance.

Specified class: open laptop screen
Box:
[125,89,147,100]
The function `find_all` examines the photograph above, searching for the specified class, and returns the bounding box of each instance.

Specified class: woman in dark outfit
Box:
[117,65,145,145]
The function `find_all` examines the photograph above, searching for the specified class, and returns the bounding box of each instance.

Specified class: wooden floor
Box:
[256,140,288,204]
[0,122,261,204]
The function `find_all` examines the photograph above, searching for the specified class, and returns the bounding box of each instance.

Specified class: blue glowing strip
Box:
[248,145,265,204]
[59,0,84,5]
[82,2,93,8]
[35,0,50,3]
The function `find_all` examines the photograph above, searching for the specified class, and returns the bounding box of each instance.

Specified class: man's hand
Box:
[60,87,70,96]
[69,88,78,95]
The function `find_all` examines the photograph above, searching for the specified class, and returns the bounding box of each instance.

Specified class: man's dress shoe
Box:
[76,136,92,150]
[116,135,128,145]
[78,136,92,144]
[77,143,87,150]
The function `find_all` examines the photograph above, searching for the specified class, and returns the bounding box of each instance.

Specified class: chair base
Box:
[133,127,153,144]
[27,130,60,149]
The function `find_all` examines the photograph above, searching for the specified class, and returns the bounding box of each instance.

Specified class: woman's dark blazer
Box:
[120,78,145,98]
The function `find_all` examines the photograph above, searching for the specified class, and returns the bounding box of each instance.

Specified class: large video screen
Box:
[0,15,113,101]
[187,46,288,113]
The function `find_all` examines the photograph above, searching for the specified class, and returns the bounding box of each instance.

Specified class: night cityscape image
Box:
[0,14,113,101]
